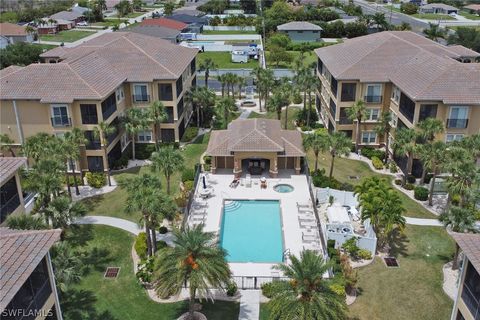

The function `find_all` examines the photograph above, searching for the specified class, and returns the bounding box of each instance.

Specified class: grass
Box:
[248,106,301,130]
[458,11,480,20]
[197,52,259,69]
[114,11,144,18]
[40,30,96,43]
[202,30,258,35]
[82,134,210,223]
[412,13,456,20]
[265,51,318,69]
[384,5,402,13]
[450,25,480,32]
[92,19,127,27]
[33,43,58,51]
[62,225,240,319]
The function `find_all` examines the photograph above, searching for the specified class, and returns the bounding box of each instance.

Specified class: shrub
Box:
[156,240,168,249]
[424,173,433,185]
[403,183,415,191]
[451,194,461,206]
[311,169,353,191]
[389,162,398,173]
[394,179,402,185]
[261,281,290,299]
[204,155,212,165]
[85,172,106,188]
[136,256,154,283]
[296,108,319,126]
[342,237,359,259]
[158,226,168,234]
[329,283,346,296]
[407,175,416,184]
[174,192,187,207]
[113,154,129,169]
[183,180,194,192]
[135,232,148,260]
[327,239,336,250]
[181,169,195,182]
[63,175,84,187]
[414,186,429,201]
[401,2,418,14]
[135,143,156,160]
[226,281,238,296]
[371,156,384,170]
[361,147,385,160]
[357,249,372,260]
[180,127,199,142]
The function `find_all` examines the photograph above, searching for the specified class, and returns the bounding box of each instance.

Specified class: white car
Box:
[76,21,88,26]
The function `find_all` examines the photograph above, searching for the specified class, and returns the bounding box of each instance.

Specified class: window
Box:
[67,160,76,172]
[339,108,353,124]
[116,87,124,102]
[161,129,175,142]
[391,86,400,103]
[176,77,183,97]
[461,261,480,319]
[419,104,438,122]
[317,58,323,74]
[80,104,98,124]
[84,131,101,150]
[364,84,382,103]
[165,107,174,123]
[133,84,149,102]
[159,83,173,101]
[361,131,376,144]
[390,111,398,128]
[101,93,117,120]
[446,134,464,143]
[399,92,415,123]
[330,77,338,96]
[51,105,70,127]
[341,83,356,102]
[366,108,380,121]
[447,106,469,129]
[137,130,153,142]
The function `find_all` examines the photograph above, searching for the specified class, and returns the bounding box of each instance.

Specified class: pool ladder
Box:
[283,248,291,261]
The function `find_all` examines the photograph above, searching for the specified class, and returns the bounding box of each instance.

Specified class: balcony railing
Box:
[364,95,382,103]
[447,118,468,129]
[85,141,102,150]
[339,117,353,125]
[51,116,71,127]
[133,94,150,103]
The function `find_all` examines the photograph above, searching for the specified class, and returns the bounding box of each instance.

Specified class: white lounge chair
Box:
[245,174,252,188]
[297,202,312,209]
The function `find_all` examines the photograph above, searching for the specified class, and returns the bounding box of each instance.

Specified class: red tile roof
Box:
[0,22,27,36]
[451,233,480,274]
[0,157,27,185]
[140,18,188,31]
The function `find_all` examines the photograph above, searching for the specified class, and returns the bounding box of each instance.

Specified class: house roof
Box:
[464,4,480,11]
[0,23,27,36]
[0,157,26,185]
[314,31,480,105]
[140,18,188,31]
[50,10,85,21]
[169,14,208,24]
[0,228,62,311]
[2,32,197,103]
[128,25,181,39]
[206,119,305,156]
[277,21,322,31]
[173,8,205,16]
[451,233,480,274]
[421,3,458,10]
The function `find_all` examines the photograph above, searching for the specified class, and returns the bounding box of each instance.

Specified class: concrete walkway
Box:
[405,217,443,227]
[239,290,260,320]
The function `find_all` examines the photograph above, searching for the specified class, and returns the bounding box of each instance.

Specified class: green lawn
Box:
[384,5,402,13]
[248,106,301,130]
[202,30,258,35]
[412,13,456,20]
[82,134,210,223]
[62,225,239,320]
[92,19,128,27]
[40,30,97,42]
[458,11,480,20]
[114,11,144,18]
[197,52,259,69]
[450,25,480,31]
[33,43,58,51]
[265,51,318,69]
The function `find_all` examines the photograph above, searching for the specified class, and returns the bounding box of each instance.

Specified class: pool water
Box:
[273,184,294,193]
[220,200,283,263]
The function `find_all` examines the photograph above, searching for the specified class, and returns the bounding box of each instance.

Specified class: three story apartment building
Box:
[315,31,480,175]
[0,32,198,173]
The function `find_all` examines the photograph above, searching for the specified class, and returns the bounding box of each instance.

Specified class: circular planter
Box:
[177,311,207,320]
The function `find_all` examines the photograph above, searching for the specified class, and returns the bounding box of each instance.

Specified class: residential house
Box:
[0,32,198,174]
[314,31,480,176]
[463,4,480,15]
[206,119,305,177]
[172,8,205,17]
[0,157,27,224]
[277,21,322,42]
[128,25,181,43]
[420,3,459,14]
[168,14,208,33]
[0,228,63,319]
[0,23,34,49]
[50,10,86,27]
[450,233,480,320]
[140,18,189,32]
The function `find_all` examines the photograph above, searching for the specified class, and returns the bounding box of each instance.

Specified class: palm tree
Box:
[251,66,264,111]
[93,121,116,186]
[24,158,64,211]
[123,107,152,160]
[374,111,392,164]
[346,100,367,154]
[259,68,275,110]
[6,214,48,230]
[44,196,87,230]
[23,133,58,162]
[0,133,16,156]
[269,250,347,320]
[148,193,177,252]
[150,146,184,194]
[121,173,163,256]
[372,12,388,31]
[417,141,446,205]
[417,117,444,143]
[216,97,236,129]
[237,76,247,100]
[423,23,445,41]
[63,128,87,196]
[445,162,477,207]
[153,225,231,320]
[186,87,216,128]
[439,206,477,269]
[217,74,228,97]
[199,57,217,88]
[327,132,352,179]
[267,89,290,125]
[303,131,329,172]
[148,101,167,151]
[393,128,417,177]
[304,72,319,128]
[51,242,82,292]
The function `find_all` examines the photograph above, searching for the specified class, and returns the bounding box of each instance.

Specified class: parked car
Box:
[77,21,88,26]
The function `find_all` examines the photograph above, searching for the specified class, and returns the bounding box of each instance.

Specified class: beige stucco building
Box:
[315,31,480,175]
[206,119,305,178]
[0,157,27,224]
[0,32,198,174]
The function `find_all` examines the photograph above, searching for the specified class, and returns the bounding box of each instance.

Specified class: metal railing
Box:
[232,276,290,290]
[364,95,382,103]
[133,94,150,103]
[339,117,353,125]
[51,116,71,127]
[182,163,202,229]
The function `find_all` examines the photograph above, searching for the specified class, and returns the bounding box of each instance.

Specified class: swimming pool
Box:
[220,200,284,263]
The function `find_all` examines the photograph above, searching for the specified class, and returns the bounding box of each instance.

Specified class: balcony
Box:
[133,94,150,103]
[51,116,71,127]
[339,117,353,125]
[0,193,20,223]
[86,141,101,150]
[364,95,382,103]
[447,118,468,129]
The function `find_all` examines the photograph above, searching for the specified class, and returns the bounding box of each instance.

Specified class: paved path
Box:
[405,217,443,226]
[238,290,260,320]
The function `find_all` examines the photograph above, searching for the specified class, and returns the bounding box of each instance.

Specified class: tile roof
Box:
[173,8,205,16]
[464,4,480,11]
[128,25,181,39]
[140,18,188,31]
[451,233,480,274]
[277,21,322,31]
[0,228,61,311]
[0,22,27,36]
[0,65,23,78]
[169,14,208,24]
[50,10,85,21]
[0,157,26,185]
[314,31,480,105]
[206,119,305,156]
[421,3,458,10]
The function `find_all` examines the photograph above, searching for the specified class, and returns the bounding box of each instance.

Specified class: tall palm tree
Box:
[216,97,236,129]
[150,146,184,194]
[23,133,58,162]
[372,12,388,31]
[346,100,367,154]
[417,141,446,206]
[199,57,217,88]
[303,131,329,172]
[445,162,477,207]
[0,133,16,157]
[251,66,264,111]
[123,107,152,160]
[153,225,231,320]
[93,121,116,186]
[63,128,87,196]
[423,23,445,41]
[148,193,177,252]
[267,89,291,125]
[393,128,417,177]
[417,117,444,143]
[304,72,319,128]
[148,101,167,152]
[259,68,275,110]
[439,206,477,269]
[44,196,87,230]
[186,87,216,128]
[327,132,352,179]
[217,74,228,97]
[269,250,347,320]
[51,242,82,292]
[237,76,247,100]
[374,111,392,164]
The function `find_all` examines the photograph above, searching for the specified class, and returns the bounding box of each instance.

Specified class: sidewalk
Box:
[238,290,260,320]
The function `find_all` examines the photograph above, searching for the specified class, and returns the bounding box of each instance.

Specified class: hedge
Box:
[360,147,385,160]
[403,183,415,191]
[311,169,354,191]
[135,232,148,260]
[371,156,384,170]
[181,168,195,182]
[85,172,106,188]
[414,186,429,201]
[135,143,156,160]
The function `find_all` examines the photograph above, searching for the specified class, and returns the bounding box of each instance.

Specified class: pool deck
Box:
[189,170,321,278]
